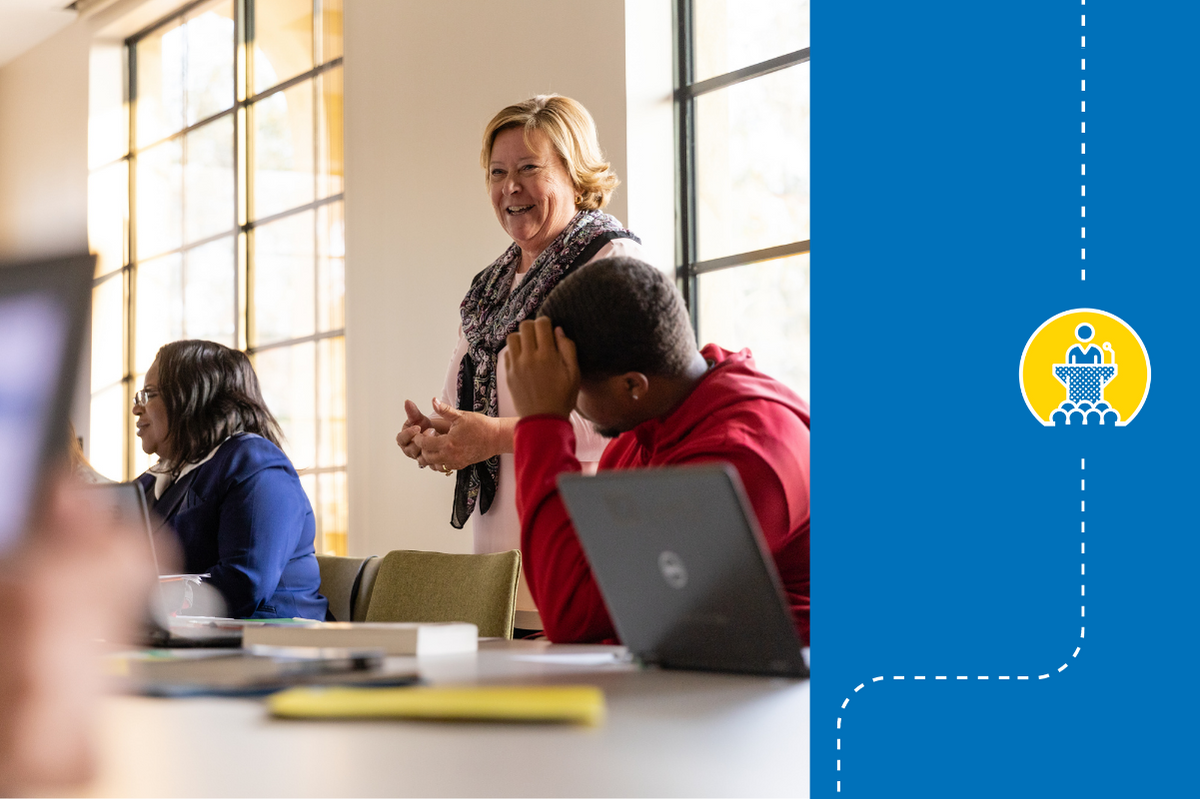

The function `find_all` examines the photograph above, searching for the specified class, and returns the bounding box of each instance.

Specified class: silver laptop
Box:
[557,463,808,678]
[0,253,93,555]
[83,482,245,647]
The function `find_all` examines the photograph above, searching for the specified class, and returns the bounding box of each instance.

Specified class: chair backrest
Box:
[316,555,377,622]
[352,555,383,622]
[363,549,521,638]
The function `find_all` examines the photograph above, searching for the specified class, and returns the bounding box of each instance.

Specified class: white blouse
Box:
[438,237,648,616]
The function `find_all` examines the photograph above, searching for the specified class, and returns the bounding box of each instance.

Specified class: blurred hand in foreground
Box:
[0,476,155,794]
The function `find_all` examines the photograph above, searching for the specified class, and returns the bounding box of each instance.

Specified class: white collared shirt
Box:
[149,437,230,500]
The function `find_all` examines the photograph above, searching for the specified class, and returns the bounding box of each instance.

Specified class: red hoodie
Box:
[515,345,811,645]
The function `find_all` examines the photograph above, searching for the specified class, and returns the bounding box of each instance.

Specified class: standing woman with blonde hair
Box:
[396,95,648,630]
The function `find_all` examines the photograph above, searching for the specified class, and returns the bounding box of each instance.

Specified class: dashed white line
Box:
[836,452,1091,792]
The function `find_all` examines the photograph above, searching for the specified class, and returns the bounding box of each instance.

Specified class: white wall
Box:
[0,19,94,444]
[0,0,673,557]
[344,0,637,557]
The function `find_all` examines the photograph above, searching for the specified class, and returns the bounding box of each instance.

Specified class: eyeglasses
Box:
[133,388,159,407]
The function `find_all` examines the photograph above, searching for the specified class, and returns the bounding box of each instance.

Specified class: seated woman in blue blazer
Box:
[133,340,328,620]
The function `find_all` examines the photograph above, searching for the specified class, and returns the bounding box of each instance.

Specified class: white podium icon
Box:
[1050,323,1119,425]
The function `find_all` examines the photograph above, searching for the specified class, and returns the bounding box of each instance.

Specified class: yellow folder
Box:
[267,684,605,725]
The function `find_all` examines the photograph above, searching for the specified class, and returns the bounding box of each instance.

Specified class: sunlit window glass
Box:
[678,0,809,403]
[87,0,347,553]
[695,63,809,261]
[693,0,809,82]
[698,254,810,399]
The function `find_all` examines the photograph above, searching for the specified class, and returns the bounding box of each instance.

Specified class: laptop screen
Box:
[0,254,94,555]
[0,293,70,552]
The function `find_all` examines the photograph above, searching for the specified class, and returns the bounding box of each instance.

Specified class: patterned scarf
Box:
[451,209,639,528]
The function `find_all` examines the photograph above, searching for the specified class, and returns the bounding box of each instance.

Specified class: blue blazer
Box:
[137,433,328,620]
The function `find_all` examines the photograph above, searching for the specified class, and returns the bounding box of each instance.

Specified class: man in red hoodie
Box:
[504,257,810,645]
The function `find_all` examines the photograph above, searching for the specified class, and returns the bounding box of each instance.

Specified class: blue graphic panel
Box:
[814,1,1199,796]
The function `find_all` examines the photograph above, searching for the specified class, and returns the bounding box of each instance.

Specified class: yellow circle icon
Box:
[1019,309,1150,426]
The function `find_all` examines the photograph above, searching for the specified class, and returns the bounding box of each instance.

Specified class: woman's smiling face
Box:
[488,127,579,265]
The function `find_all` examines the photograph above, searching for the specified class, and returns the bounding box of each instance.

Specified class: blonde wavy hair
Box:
[480,95,619,211]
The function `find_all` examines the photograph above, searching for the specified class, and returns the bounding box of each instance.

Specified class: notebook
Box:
[0,253,93,555]
[557,463,808,678]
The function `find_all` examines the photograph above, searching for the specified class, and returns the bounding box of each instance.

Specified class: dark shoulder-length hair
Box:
[155,340,284,474]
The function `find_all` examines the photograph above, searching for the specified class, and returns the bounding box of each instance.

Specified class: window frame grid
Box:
[99,0,346,552]
[673,0,810,332]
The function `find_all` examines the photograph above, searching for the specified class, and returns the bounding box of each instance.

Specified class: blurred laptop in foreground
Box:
[0,254,156,793]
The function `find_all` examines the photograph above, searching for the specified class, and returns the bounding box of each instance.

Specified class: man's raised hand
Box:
[504,316,580,419]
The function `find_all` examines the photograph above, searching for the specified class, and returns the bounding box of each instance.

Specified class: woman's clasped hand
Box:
[397,398,513,473]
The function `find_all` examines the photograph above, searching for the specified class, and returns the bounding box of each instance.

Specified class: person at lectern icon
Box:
[1051,322,1119,425]
[1067,324,1102,364]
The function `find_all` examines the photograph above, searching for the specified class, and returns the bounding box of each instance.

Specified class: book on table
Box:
[108,646,419,696]
[241,621,479,656]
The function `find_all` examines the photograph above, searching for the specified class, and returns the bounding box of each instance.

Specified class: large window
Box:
[675,0,809,400]
[87,0,347,555]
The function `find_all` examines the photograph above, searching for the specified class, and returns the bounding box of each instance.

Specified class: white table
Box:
[86,639,809,797]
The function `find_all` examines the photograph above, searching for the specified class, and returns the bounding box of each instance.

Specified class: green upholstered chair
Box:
[316,554,377,622]
[352,554,383,622]
[363,549,521,639]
